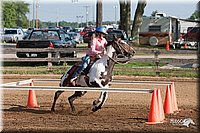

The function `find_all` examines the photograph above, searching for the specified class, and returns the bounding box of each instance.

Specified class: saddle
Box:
[60,57,99,86]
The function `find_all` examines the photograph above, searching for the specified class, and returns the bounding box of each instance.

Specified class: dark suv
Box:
[183,27,200,42]
[86,29,128,48]
[106,29,128,44]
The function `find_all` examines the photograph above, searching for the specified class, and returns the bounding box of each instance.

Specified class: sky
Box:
[5,0,200,23]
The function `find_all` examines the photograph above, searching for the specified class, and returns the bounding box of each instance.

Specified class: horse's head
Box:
[110,35,135,58]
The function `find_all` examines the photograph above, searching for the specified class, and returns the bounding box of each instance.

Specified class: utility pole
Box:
[114,5,118,25]
[76,16,79,28]
[35,0,39,29]
[56,8,59,27]
[32,0,35,28]
[96,0,102,28]
[84,5,90,27]
[80,16,83,28]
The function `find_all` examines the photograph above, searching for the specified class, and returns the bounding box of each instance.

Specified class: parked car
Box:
[85,29,129,48]
[106,29,128,44]
[80,27,95,36]
[83,31,95,44]
[175,27,200,49]
[63,26,73,32]
[68,32,83,44]
[16,29,77,58]
[0,28,4,42]
[3,28,24,43]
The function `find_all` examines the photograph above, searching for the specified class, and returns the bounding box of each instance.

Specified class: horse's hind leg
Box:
[92,91,108,112]
[51,90,64,112]
[68,91,87,112]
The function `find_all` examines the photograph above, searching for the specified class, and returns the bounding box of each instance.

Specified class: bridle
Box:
[108,37,134,64]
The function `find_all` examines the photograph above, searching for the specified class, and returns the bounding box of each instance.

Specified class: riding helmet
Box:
[95,26,108,35]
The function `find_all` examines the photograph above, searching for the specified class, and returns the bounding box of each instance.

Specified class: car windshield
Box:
[187,27,200,33]
[5,30,17,34]
[106,30,127,40]
[30,30,60,40]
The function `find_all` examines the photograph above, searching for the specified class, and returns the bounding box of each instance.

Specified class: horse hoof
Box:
[71,108,75,112]
[51,108,55,112]
[92,106,101,112]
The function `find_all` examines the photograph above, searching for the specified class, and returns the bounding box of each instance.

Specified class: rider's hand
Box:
[96,54,102,58]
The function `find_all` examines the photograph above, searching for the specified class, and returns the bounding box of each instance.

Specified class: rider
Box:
[70,26,108,85]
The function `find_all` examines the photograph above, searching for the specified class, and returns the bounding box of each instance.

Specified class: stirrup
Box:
[70,77,77,82]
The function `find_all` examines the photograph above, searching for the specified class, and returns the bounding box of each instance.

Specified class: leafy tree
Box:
[15,1,29,28]
[2,1,17,28]
[151,10,158,16]
[2,0,29,28]
[189,11,200,20]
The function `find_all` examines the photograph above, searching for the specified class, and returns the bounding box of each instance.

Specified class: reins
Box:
[108,56,130,64]
[108,39,132,64]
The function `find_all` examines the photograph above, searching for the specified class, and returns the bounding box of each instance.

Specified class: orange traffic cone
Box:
[146,89,163,124]
[157,89,165,122]
[170,82,179,112]
[166,41,170,51]
[184,43,187,49]
[163,85,173,114]
[27,82,39,108]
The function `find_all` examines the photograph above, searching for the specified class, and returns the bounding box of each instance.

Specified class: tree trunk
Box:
[125,0,131,36]
[131,0,147,46]
[96,0,102,28]
[119,0,126,30]
[119,0,131,36]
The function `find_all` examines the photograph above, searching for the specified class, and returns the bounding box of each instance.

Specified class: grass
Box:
[114,70,198,78]
[2,61,198,78]
[115,62,166,67]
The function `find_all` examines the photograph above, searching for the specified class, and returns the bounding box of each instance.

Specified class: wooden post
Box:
[96,0,102,28]
[48,49,52,70]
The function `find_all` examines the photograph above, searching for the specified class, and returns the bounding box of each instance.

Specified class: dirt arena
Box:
[1,75,199,133]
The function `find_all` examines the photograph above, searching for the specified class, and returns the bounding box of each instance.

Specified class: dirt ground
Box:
[0,75,199,133]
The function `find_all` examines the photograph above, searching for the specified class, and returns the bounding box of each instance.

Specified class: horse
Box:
[51,35,135,113]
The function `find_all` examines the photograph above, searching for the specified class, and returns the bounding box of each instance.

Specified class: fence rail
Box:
[1,48,89,69]
[1,47,136,69]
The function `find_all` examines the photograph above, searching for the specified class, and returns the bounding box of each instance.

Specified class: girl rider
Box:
[70,26,108,86]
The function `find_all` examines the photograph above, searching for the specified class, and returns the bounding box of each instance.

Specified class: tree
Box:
[131,0,147,46]
[119,0,131,35]
[2,2,17,28]
[2,0,29,28]
[151,10,158,16]
[189,11,200,20]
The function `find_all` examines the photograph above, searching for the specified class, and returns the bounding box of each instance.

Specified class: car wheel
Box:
[15,37,18,43]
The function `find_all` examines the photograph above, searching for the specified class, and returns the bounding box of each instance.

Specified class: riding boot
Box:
[71,80,76,86]
[70,65,84,84]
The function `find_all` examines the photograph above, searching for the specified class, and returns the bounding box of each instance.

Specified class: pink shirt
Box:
[87,37,107,57]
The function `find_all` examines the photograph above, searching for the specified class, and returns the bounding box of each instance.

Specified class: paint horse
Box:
[51,35,135,112]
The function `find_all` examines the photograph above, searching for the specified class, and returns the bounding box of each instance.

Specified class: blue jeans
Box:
[71,54,91,80]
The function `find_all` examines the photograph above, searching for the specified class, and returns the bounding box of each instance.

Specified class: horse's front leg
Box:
[92,91,108,112]
[68,91,87,112]
[51,90,64,112]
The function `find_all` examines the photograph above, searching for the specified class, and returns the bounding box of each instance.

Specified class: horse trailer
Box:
[139,13,199,48]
